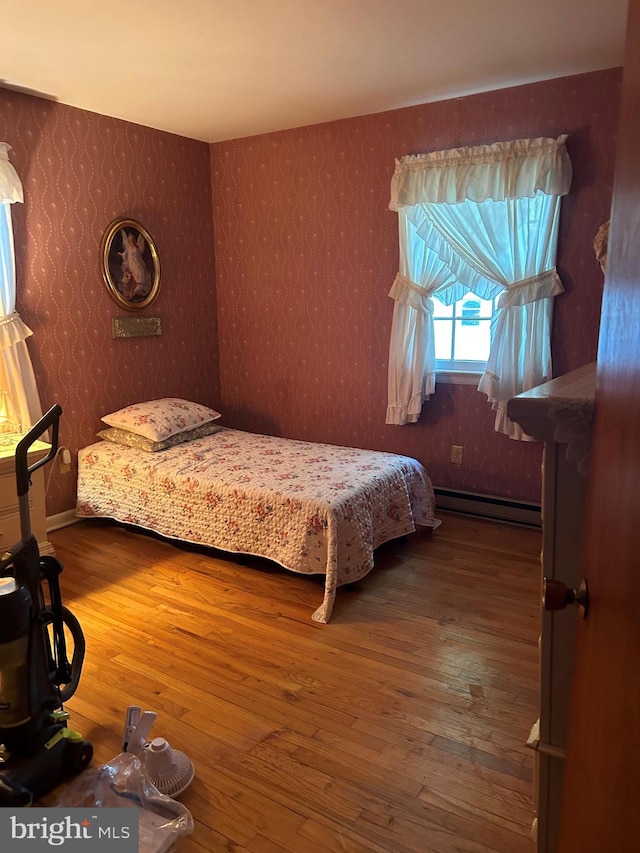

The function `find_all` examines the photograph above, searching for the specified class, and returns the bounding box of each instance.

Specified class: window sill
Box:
[437,371,483,386]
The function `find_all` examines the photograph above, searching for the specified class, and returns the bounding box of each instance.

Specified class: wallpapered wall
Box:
[211,69,621,504]
[0,88,218,516]
[0,69,621,517]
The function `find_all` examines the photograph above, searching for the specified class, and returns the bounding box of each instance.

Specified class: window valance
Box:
[0,143,23,204]
[390,135,572,209]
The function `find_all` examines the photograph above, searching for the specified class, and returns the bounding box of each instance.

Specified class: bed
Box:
[76,401,437,623]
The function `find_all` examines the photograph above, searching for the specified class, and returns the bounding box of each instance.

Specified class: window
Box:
[433,292,496,374]
[386,135,571,434]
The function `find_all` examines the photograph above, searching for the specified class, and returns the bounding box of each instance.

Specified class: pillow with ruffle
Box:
[97,421,222,452]
[101,398,221,442]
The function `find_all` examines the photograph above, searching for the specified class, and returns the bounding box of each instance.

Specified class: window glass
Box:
[434,292,496,370]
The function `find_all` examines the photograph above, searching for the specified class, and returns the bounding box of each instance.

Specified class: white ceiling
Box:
[1,0,628,143]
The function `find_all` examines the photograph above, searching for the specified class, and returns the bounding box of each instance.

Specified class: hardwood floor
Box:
[46,511,541,852]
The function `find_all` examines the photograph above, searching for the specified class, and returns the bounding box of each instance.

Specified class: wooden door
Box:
[559,2,640,850]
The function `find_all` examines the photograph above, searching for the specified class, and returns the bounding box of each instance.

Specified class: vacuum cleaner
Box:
[0,404,92,806]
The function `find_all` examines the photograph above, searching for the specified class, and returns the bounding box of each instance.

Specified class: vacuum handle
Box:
[15,405,62,498]
[56,606,86,703]
[40,556,72,685]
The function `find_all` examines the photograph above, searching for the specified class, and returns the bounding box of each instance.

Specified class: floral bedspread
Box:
[76,428,436,622]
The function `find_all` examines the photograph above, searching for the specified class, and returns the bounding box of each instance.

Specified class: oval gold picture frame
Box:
[100,217,161,311]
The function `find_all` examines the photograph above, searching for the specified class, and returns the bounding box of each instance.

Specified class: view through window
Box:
[433,292,496,372]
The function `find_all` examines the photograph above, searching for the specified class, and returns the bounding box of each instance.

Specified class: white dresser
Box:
[507,363,595,853]
[0,434,54,557]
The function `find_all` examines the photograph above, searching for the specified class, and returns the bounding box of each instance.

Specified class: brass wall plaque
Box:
[112,316,162,338]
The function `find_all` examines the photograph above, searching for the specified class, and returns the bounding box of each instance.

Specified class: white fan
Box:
[143,737,195,798]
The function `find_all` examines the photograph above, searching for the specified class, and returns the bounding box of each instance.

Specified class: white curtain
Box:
[386,212,456,424]
[0,143,42,432]
[387,135,572,438]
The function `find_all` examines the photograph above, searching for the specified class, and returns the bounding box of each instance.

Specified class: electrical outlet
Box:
[59,447,71,474]
[451,445,463,465]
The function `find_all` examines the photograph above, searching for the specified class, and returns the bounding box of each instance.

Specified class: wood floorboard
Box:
[43,511,541,852]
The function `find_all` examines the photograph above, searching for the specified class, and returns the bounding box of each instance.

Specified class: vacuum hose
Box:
[42,604,86,703]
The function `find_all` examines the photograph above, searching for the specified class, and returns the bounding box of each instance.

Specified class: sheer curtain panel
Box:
[386,211,456,424]
[0,143,42,432]
[387,135,572,437]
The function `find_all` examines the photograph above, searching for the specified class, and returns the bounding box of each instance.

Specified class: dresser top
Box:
[0,433,51,463]
[508,364,596,473]
[510,362,595,406]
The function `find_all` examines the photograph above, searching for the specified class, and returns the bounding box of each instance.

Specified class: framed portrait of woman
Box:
[100,217,161,310]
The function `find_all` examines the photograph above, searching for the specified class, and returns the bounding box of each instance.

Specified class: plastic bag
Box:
[53,752,194,853]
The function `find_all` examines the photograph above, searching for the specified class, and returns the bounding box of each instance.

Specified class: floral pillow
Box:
[97,421,222,452]
[101,398,221,442]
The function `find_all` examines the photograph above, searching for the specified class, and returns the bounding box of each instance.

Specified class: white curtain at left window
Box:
[386,211,457,424]
[0,143,42,433]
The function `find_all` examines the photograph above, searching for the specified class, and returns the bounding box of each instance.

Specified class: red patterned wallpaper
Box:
[0,69,621,516]
[0,89,218,516]
[211,69,621,504]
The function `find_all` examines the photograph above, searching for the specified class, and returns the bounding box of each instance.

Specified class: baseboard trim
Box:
[434,487,541,528]
[47,509,81,532]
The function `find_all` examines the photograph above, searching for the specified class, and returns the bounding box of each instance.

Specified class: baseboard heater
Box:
[434,487,541,528]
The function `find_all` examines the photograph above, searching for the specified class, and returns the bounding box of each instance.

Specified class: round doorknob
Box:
[542,577,589,619]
